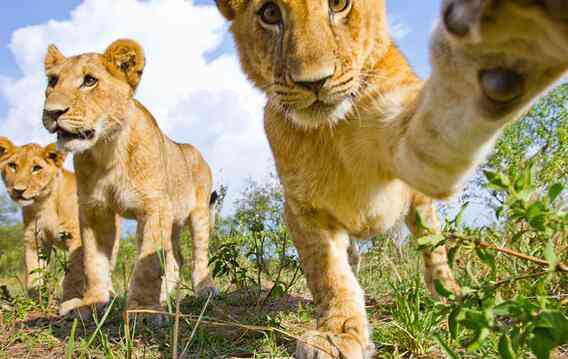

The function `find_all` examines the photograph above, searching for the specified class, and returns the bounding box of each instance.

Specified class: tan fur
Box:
[216,0,568,356]
[42,39,217,317]
[0,138,86,315]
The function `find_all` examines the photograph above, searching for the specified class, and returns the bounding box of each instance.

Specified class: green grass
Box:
[0,227,566,358]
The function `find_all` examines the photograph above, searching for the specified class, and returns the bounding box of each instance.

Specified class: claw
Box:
[544,0,568,20]
[443,0,486,37]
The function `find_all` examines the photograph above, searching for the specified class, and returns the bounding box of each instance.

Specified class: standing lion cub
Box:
[216,0,568,357]
[0,138,85,315]
[42,39,218,317]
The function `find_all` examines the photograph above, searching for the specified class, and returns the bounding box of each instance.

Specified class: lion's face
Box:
[216,0,388,128]
[0,138,66,207]
[42,40,145,153]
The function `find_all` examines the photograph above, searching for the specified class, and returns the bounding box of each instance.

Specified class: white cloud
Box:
[388,15,412,41]
[0,0,273,212]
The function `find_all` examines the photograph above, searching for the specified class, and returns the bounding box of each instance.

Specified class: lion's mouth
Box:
[10,193,35,206]
[56,126,95,141]
[308,100,337,112]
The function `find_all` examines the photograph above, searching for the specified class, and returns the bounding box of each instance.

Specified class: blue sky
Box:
[0,0,442,119]
[0,1,80,116]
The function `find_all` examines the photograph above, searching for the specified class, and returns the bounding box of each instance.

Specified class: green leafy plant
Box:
[428,165,568,359]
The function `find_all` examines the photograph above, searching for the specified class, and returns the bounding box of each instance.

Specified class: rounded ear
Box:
[216,0,237,20]
[0,137,15,169]
[0,137,14,161]
[45,44,66,70]
[104,39,146,92]
[43,143,67,168]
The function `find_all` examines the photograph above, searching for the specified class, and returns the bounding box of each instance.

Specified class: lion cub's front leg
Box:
[61,208,119,318]
[23,226,49,300]
[395,1,568,198]
[286,207,374,359]
[59,232,86,315]
[406,193,460,297]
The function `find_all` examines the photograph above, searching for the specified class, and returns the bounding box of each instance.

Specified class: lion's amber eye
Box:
[258,2,282,26]
[329,0,350,13]
[32,165,42,173]
[48,76,58,87]
[82,75,98,87]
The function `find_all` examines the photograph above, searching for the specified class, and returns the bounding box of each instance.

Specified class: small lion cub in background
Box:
[0,137,84,314]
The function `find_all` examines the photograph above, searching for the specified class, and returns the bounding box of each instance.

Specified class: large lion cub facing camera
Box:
[216,0,568,357]
[0,138,86,315]
[42,39,218,317]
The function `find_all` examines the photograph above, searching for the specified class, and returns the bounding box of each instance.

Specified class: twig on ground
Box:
[126,304,336,357]
[172,287,182,359]
[179,292,212,358]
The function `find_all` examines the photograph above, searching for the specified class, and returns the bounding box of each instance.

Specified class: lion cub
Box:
[42,39,218,317]
[216,0,568,356]
[0,137,84,314]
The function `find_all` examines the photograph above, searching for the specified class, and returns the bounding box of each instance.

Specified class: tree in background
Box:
[0,194,17,226]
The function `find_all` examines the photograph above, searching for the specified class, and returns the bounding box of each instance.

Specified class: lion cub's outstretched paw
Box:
[438,0,568,117]
[296,331,375,359]
[443,0,568,39]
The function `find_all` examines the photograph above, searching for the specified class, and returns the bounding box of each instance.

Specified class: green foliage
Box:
[0,223,23,279]
[424,85,568,358]
[489,84,568,186]
[210,177,302,300]
[430,166,568,359]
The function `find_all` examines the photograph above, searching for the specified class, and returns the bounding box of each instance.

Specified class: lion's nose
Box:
[43,108,69,122]
[12,188,26,198]
[296,76,332,93]
[291,65,335,93]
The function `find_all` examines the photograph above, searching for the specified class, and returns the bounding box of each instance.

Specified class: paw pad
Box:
[479,68,524,103]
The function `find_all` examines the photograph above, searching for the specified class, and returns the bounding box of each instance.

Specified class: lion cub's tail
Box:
[209,191,219,231]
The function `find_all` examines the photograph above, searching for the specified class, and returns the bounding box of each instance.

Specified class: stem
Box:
[447,233,568,273]
[261,233,286,307]
[285,265,302,293]
[489,271,548,291]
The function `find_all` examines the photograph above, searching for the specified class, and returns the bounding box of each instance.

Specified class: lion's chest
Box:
[273,136,412,237]
[288,165,411,236]
[77,163,143,219]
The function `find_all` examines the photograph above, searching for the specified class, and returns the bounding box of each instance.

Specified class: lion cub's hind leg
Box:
[188,206,218,298]
[406,193,460,297]
[348,238,362,275]
[127,210,178,311]
[23,233,50,300]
